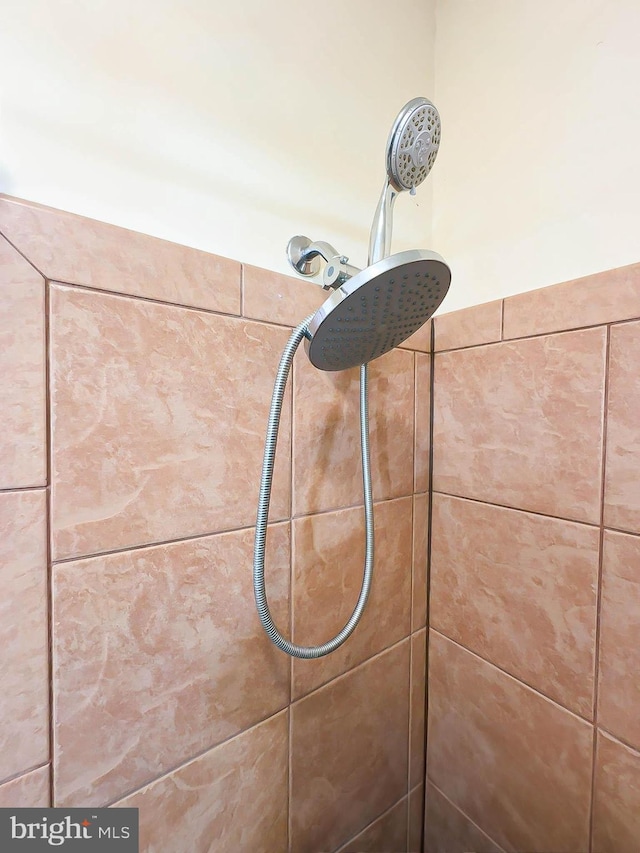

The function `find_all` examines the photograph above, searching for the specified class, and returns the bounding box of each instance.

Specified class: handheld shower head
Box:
[369,96,441,264]
[386,97,441,192]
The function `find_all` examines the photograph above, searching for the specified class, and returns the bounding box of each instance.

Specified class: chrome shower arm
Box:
[368,179,398,265]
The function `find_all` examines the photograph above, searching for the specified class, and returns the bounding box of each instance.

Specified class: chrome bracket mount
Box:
[286,235,361,291]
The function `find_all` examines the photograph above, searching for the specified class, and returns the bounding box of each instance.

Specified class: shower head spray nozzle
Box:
[368,96,442,265]
[386,96,441,193]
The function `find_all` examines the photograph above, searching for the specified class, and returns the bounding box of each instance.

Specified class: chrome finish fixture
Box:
[368,181,399,266]
[369,97,441,264]
[286,235,322,277]
[387,97,441,192]
[286,235,361,290]
[306,249,450,371]
[254,96,449,661]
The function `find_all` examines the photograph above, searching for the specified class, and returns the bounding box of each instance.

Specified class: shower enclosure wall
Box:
[1,194,638,853]
[0,195,429,853]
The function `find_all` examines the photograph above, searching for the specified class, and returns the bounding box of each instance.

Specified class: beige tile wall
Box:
[427,260,640,853]
[5,191,638,853]
[0,195,429,852]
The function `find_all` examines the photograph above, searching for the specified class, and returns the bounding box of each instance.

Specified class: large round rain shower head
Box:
[306,249,450,371]
[386,97,441,192]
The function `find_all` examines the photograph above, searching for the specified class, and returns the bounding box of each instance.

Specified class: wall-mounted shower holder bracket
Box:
[286,235,361,290]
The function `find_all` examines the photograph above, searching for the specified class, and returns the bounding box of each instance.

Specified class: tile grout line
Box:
[49,277,250,324]
[290,634,412,708]
[0,228,48,279]
[0,761,52,790]
[408,351,417,814]
[44,277,54,808]
[51,494,420,566]
[433,319,638,355]
[597,724,640,756]
[426,779,508,853]
[408,347,418,845]
[601,523,640,539]
[588,322,611,853]
[420,320,436,853]
[332,792,410,853]
[45,274,437,346]
[432,488,601,529]
[106,706,290,809]
[287,706,293,853]
[105,636,416,813]
[407,620,414,809]
[0,484,47,494]
[430,627,595,726]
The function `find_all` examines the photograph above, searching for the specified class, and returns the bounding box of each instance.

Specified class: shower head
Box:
[369,96,441,264]
[285,95,450,371]
[305,249,450,371]
[386,97,441,193]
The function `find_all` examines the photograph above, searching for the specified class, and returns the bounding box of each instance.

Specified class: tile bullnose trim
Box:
[0,194,242,316]
[503,260,640,340]
[434,298,503,352]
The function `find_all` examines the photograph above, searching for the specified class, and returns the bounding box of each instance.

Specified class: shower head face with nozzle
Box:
[305,249,451,371]
[387,97,441,192]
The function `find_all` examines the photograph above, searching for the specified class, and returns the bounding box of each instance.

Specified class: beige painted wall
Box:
[3,1,637,314]
[0,0,435,278]
[433,0,640,312]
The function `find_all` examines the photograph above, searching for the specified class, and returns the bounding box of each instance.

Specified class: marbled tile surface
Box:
[0,490,49,783]
[428,632,593,853]
[290,641,410,853]
[412,493,428,630]
[604,320,640,533]
[293,347,415,515]
[115,711,288,853]
[434,299,502,352]
[53,523,290,806]
[408,785,424,853]
[400,318,432,353]
[593,732,640,853]
[242,264,325,326]
[433,328,606,523]
[424,783,502,853]
[0,235,46,488]
[431,494,599,716]
[409,630,427,790]
[598,530,640,749]
[50,284,291,559]
[0,766,50,808]
[0,196,241,314]
[503,262,640,339]
[415,353,430,493]
[291,497,412,698]
[337,797,408,853]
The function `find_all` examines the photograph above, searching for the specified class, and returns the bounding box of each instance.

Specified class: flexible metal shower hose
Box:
[253,314,374,658]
